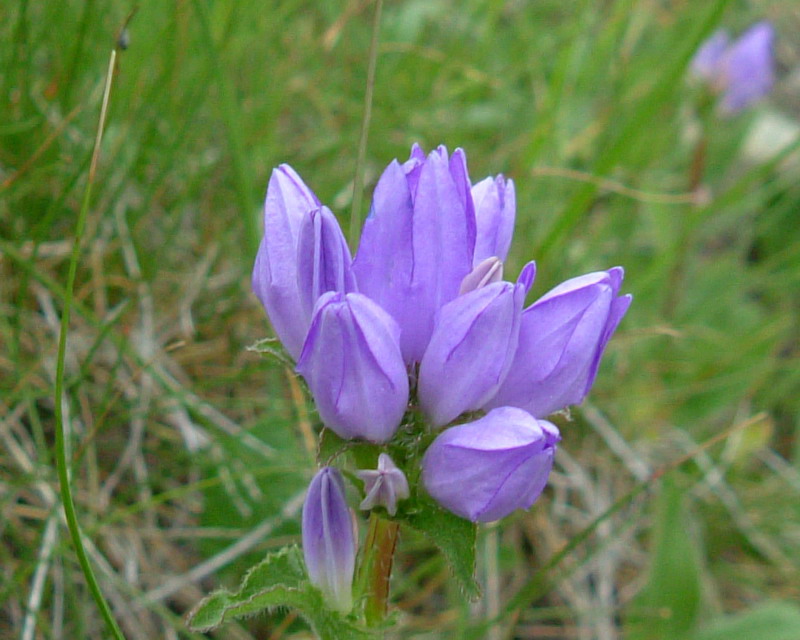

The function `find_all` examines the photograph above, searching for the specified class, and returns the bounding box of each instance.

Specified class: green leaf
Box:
[317,427,351,464]
[188,546,377,640]
[627,478,702,640]
[693,602,800,640]
[402,494,480,600]
[247,337,295,370]
[317,428,381,470]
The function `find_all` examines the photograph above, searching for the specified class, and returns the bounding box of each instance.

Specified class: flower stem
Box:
[362,513,399,626]
[349,0,384,247]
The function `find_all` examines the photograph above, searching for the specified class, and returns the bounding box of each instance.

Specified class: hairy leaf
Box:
[402,494,480,600]
[188,546,376,640]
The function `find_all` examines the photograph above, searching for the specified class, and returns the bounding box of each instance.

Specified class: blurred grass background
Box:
[2,0,800,638]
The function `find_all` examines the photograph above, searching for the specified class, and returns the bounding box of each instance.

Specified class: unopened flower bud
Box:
[487,267,631,418]
[422,407,560,522]
[302,467,355,612]
[296,292,409,443]
[472,175,515,265]
[419,262,535,427]
[252,165,321,359]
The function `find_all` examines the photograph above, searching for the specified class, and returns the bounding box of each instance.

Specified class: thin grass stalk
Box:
[53,47,126,640]
[349,0,384,247]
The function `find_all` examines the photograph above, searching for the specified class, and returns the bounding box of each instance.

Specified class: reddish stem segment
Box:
[363,514,400,626]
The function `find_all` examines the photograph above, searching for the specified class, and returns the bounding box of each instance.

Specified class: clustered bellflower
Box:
[253,144,630,610]
[690,21,775,113]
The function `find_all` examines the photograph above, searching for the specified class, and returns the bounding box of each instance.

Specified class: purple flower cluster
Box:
[690,21,775,113]
[253,145,630,607]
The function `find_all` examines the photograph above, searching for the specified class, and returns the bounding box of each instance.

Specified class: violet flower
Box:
[353,145,476,364]
[691,22,776,113]
[418,262,535,427]
[296,292,409,443]
[487,268,632,418]
[356,453,410,516]
[302,467,356,612]
[421,407,560,523]
[252,166,354,360]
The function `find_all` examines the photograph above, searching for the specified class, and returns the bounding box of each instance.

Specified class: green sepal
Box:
[187,546,377,640]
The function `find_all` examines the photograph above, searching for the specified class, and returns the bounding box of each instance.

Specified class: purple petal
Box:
[459,256,504,295]
[356,453,410,516]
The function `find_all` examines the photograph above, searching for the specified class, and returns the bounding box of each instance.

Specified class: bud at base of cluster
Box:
[302,467,356,613]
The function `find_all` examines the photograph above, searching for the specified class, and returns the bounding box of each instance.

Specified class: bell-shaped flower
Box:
[296,206,357,320]
[421,407,560,523]
[418,263,535,427]
[353,144,476,364]
[472,175,516,266]
[487,267,632,418]
[302,467,356,612]
[252,166,355,360]
[690,22,775,114]
[296,292,409,443]
[356,453,410,516]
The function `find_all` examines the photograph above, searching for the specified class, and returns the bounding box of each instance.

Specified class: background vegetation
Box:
[2,0,799,638]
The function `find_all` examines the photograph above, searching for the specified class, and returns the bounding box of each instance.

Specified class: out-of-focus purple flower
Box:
[296,292,409,443]
[472,175,516,266]
[353,145,476,364]
[356,453,410,516]
[487,268,632,418]
[418,263,535,427]
[691,30,731,82]
[302,467,356,612]
[252,166,355,359]
[421,407,560,523]
[721,22,775,113]
[690,22,776,113]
